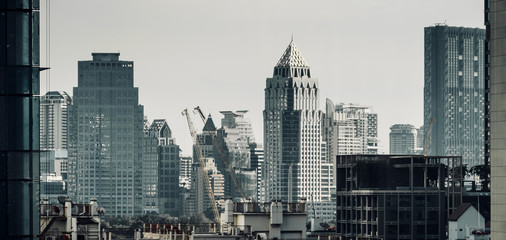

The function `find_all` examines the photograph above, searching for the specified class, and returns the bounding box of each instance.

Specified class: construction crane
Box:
[424,118,436,156]
[182,108,221,223]
[193,106,248,202]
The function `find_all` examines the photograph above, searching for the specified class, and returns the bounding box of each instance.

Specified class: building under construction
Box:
[335,155,463,240]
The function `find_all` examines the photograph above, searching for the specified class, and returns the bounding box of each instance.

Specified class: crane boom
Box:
[193,106,248,201]
[182,109,221,223]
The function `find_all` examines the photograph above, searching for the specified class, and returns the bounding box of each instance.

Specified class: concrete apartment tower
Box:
[324,100,379,156]
[68,53,144,216]
[263,40,322,202]
[487,0,506,237]
[424,25,485,167]
[40,91,72,150]
[389,124,417,154]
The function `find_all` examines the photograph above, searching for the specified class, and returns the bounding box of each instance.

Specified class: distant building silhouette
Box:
[424,25,485,167]
[263,40,324,203]
[389,124,418,154]
[68,53,144,216]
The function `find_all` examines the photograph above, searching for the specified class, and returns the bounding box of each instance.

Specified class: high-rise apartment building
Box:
[250,143,264,201]
[389,124,417,154]
[40,91,72,150]
[68,53,144,217]
[179,156,192,189]
[263,40,323,202]
[424,25,485,167]
[218,110,258,199]
[324,99,379,157]
[486,0,506,237]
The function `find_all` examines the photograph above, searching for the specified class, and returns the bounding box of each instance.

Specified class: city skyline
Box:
[39,0,484,155]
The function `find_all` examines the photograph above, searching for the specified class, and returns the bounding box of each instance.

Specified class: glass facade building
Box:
[424,25,486,167]
[68,53,144,217]
[0,1,41,239]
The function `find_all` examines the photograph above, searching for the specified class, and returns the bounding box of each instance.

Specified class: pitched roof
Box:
[276,40,308,68]
[448,203,474,221]
[202,114,217,132]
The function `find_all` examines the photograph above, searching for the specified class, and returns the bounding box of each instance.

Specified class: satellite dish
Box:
[57,196,67,205]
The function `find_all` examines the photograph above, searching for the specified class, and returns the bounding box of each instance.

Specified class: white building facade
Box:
[263,40,323,203]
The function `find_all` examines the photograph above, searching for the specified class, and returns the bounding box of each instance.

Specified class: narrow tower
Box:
[263,40,322,202]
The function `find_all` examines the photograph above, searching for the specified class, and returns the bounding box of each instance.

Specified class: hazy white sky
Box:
[40,0,484,155]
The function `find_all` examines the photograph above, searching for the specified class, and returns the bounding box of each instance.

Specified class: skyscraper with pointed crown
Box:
[263,40,323,202]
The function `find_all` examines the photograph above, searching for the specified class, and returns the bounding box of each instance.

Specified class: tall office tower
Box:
[424,25,485,167]
[389,124,417,154]
[40,91,72,150]
[487,0,506,237]
[263,40,322,202]
[324,99,379,156]
[143,119,181,216]
[218,110,257,199]
[68,53,144,217]
[0,2,41,238]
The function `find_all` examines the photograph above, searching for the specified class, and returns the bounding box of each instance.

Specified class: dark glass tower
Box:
[68,53,144,216]
[0,1,41,239]
[424,25,486,167]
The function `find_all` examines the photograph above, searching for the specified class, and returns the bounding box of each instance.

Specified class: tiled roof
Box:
[448,203,474,221]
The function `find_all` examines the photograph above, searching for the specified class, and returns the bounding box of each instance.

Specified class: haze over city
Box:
[39,0,483,154]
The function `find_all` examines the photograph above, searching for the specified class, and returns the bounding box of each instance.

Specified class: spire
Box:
[275,40,308,68]
[203,114,217,132]
[273,39,311,78]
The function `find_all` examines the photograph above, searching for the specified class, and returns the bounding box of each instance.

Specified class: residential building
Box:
[67,53,144,216]
[0,3,41,238]
[263,40,323,203]
[179,156,192,189]
[40,91,72,150]
[335,155,463,240]
[487,0,506,238]
[250,143,264,202]
[324,99,379,157]
[424,25,485,167]
[389,124,417,154]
